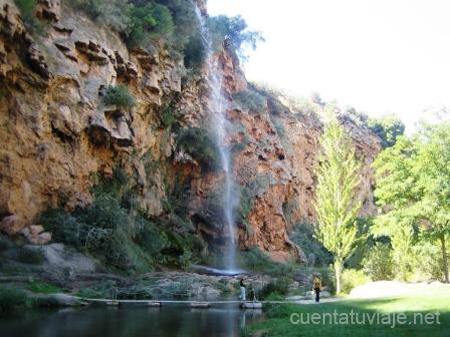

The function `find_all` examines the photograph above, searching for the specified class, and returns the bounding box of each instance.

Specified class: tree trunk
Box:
[334,260,343,294]
[440,234,449,284]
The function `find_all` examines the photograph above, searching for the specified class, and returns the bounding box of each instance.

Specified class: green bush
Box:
[177,127,220,171]
[103,85,136,109]
[126,3,174,48]
[40,168,176,273]
[179,250,196,271]
[233,89,266,112]
[28,281,62,294]
[340,269,371,295]
[362,242,394,281]
[0,288,29,315]
[290,223,333,267]
[236,247,270,273]
[159,104,177,128]
[183,35,207,72]
[368,115,405,148]
[236,247,295,277]
[67,0,132,33]
[135,217,169,262]
[258,277,292,300]
[43,195,153,273]
[69,0,202,57]
[77,288,105,299]
[14,0,44,33]
[159,0,200,59]
[413,241,446,282]
[17,247,44,264]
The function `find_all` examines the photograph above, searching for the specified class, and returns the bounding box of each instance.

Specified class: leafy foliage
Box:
[258,277,293,300]
[127,3,174,48]
[183,35,207,72]
[177,127,220,171]
[40,166,204,273]
[362,243,394,281]
[368,115,405,148]
[14,0,44,33]
[413,239,448,282]
[236,247,295,277]
[103,85,136,109]
[290,223,333,267]
[209,15,264,59]
[28,281,62,294]
[373,122,450,282]
[340,269,371,294]
[68,0,132,33]
[0,288,29,315]
[158,103,178,128]
[232,88,266,112]
[68,0,202,68]
[314,107,363,293]
[345,108,405,148]
[41,169,165,273]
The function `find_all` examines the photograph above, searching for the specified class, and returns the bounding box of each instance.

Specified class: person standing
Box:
[313,274,322,303]
[239,277,246,301]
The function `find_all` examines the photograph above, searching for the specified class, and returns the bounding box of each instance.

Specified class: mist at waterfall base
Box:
[195,8,244,276]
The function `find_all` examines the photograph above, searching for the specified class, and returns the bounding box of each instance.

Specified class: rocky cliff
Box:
[0,0,381,263]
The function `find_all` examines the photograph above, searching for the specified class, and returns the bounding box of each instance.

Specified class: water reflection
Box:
[0,305,263,337]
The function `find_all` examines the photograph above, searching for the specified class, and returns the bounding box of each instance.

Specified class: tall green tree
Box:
[415,123,450,282]
[314,109,363,293]
[373,124,450,283]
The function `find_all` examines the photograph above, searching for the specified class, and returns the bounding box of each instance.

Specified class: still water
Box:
[0,305,263,337]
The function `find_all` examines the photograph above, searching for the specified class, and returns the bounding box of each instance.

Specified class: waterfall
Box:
[196,8,239,273]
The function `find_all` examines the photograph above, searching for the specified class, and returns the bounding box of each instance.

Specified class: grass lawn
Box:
[246,287,450,336]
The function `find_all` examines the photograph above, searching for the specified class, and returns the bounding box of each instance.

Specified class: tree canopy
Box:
[208,15,264,59]
[373,122,450,282]
[368,115,405,149]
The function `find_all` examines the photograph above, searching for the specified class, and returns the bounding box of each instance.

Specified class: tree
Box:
[372,136,420,280]
[373,124,450,283]
[368,115,405,149]
[414,123,450,283]
[314,108,363,293]
[208,15,264,60]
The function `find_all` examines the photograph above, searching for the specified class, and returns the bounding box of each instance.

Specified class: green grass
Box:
[0,288,29,315]
[247,288,450,336]
[27,281,62,294]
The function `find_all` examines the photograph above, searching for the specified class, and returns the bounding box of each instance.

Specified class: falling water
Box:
[196,9,239,273]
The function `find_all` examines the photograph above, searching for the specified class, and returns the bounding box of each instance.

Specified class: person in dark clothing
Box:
[313,274,322,303]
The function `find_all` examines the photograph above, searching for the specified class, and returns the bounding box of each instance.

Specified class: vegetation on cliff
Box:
[65,0,262,73]
[39,167,204,274]
[103,85,136,109]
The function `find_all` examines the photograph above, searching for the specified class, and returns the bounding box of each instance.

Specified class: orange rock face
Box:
[0,1,381,263]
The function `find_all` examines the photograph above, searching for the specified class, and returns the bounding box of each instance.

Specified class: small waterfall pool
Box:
[0,306,264,337]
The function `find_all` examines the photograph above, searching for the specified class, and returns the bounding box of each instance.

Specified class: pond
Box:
[0,304,264,337]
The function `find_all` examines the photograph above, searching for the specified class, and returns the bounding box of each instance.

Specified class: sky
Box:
[208,0,450,133]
